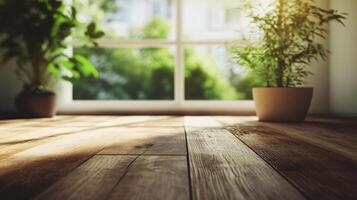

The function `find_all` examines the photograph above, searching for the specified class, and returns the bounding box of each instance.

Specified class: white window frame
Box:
[59,0,255,115]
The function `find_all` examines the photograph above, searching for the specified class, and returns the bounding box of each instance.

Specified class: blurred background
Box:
[72,0,263,100]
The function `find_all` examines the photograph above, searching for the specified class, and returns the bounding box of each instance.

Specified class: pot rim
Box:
[23,92,56,97]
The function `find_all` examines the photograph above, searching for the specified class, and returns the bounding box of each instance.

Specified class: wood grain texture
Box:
[261,122,357,162]
[226,124,357,200]
[35,155,135,200]
[0,115,170,129]
[216,116,357,162]
[0,116,178,161]
[0,115,356,200]
[0,126,88,160]
[92,116,175,128]
[0,116,80,131]
[185,116,305,200]
[0,116,64,126]
[0,116,186,199]
[0,155,90,200]
[108,155,190,200]
[125,116,184,128]
[0,127,123,199]
[98,127,186,155]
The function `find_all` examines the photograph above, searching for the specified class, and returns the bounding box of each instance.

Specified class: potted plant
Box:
[231,0,347,122]
[0,0,104,117]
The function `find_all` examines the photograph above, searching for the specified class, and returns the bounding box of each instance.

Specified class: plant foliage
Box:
[0,0,104,90]
[73,18,239,100]
[231,0,347,87]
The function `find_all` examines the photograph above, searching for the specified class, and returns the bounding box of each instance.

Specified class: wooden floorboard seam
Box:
[0,124,121,161]
[184,126,194,200]
[103,153,143,200]
[97,153,186,156]
[262,123,357,163]
[223,126,310,200]
[214,117,308,199]
[224,122,357,200]
[185,116,305,200]
[1,116,356,200]
[36,144,110,199]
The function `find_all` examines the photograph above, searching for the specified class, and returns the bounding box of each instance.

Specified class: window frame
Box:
[60,0,255,114]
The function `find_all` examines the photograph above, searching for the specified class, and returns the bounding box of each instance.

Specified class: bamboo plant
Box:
[231,0,347,87]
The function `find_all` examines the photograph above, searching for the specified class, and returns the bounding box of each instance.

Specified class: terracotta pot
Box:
[16,92,57,118]
[253,88,313,122]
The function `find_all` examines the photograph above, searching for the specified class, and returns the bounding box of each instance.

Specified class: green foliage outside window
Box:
[72,1,259,100]
[73,18,248,100]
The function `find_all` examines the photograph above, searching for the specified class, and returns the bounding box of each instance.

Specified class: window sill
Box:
[58,100,255,115]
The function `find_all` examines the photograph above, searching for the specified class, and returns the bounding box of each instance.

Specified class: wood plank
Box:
[98,127,186,155]
[0,116,79,131]
[44,115,145,128]
[0,116,90,143]
[107,156,190,200]
[226,123,357,200]
[92,116,172,128]
[307,117,357,130]
[0,127,90,160]
[98,117,186,155]
[185,116,305,200]
[216,116,357,162]
[263,122,357,162]
[0,116,174,161]
[126,116,184,128]
[0,115,166,130]
[0,126,125,199]
[0,116,186,199]
[35,155,135,200]
[18,116,131,128]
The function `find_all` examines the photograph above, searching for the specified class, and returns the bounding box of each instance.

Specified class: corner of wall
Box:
[329,0,357,117]
[0,61,22,112]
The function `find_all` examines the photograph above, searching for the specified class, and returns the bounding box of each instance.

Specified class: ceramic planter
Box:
[253,87,313,122]
[16,91,57,118]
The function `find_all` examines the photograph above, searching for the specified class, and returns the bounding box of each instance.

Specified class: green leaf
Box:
[48,63,61,78]
[85,22,105,40]
[74,54,99,78]
[60,60,75,69]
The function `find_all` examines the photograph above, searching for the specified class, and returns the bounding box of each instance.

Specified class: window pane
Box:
[75,0,176,40]
[182,0,248,41]
[184,45,262,100]
[73,47,175,100]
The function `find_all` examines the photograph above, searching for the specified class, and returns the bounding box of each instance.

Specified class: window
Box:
[68,0,258,113]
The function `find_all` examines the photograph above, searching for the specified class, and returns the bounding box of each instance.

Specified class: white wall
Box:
[0,61,22,112]
[0,61,72,113]
[330,0,357,117]
[304,0,330,114]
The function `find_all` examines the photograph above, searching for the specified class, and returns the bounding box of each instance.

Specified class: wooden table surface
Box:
[0,116,356,200]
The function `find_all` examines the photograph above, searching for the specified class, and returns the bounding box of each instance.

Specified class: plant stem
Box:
[31,47,47,86]
[276,0,285,87]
